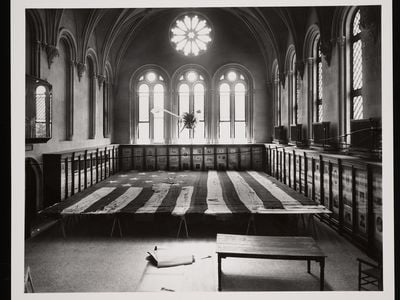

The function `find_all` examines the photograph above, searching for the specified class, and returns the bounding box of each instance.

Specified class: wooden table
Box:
[216,234,327,291]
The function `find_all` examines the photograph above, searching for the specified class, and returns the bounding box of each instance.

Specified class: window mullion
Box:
[150,86,154,142]
[230,87,235,140]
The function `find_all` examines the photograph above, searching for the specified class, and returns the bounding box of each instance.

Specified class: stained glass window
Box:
[351,9,363,120]
[170,14,212,56]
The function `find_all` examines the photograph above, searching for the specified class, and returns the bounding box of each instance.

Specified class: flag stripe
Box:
[247,171,302,208]
[205,171,232,215]
[135,183,172,213]
[171,186,194,216]
[251,171,316,205]
[61,187,116,214]
[93,187,143,214]
[83,187,130,213]
[187,171,208,214]
[155,184,181,213]
[119,187,155,213]
[225,171,264,211]
[239,172,285,209]
[218,171,251,213]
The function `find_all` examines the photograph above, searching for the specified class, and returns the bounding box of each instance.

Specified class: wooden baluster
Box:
[84,150,88,190]
[90,152,93,186]
[78,154,82,192]
[71,153,75,196]
[101,150,104,180]
[96,149,99,183]
[104,147,108,178]
[64,157,69,199]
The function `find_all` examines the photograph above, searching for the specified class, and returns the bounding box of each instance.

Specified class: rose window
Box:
[170,14,212,56]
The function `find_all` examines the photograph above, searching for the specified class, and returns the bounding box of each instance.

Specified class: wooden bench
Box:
[216,234,327,291]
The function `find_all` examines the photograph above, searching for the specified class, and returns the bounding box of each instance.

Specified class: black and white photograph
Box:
[10,0,394,299]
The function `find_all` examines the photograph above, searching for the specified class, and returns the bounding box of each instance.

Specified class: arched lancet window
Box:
[86,56,97,139]
[316,39,323,122]
[218,70,248,143]
[26,75,52,143]
[136,71,165,143]
[177,70,205,142]
[103,67,111,138]
[289,53,299,125]
[273,64,281,126]
[351,9,363,120]
[34,85,49,138]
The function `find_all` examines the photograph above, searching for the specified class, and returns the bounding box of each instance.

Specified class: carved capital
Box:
[97,74,106,88]
[77,62,86,81]
[45,45,59,69]
[306,57,315,64]
[336,36,346,47]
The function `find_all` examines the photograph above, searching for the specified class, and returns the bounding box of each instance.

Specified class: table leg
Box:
[307,260,311,273]
[218,254,222,291]
[59,216,66,238]
[320,258,325,291]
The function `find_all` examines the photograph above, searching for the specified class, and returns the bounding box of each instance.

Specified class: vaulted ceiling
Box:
[27,7,338,84]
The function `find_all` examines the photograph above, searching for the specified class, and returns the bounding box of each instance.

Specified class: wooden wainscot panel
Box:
[305,151,319,201]
[156,146,168,170]
[204,146,215,170]
[239,146,251,170]
[145,147,156,171]
[354,163,369,242]
[168,146,180,171]
[73,155,80,195]
[331,162,340,226]
[313,155,322,205]
[120,146,132,171]
[216,146,227,170]
[228,146,239,170]
[295,152,301,192]
[341,161,354,233]
[370,163,382,255]
[180,146,191,170]
[321,157,332,222]
[270,146,276,177]
[133,147,144,171]
[59,155,66,201]
[192,146,203,170]
[252,146,264,171]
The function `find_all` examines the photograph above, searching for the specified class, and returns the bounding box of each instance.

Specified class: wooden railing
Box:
[43,145,119,208]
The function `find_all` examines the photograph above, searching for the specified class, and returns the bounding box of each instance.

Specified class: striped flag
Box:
[44,171,329,216]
